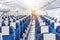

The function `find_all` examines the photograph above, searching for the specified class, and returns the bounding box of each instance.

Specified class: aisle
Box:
[27,20,35,40]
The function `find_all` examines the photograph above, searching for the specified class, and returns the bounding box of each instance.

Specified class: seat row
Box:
[0,15,31,40]
[35,16,60,40]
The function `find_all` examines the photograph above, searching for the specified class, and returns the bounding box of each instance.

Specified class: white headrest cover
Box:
[41,26,49,33]
[2,26,9,35]
[43,33,56,40]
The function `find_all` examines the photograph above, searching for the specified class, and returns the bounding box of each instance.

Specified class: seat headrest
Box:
[10,22,16,29]
[54,22,60,29]
[43,33,56,40]
[40,26,49,33]
[2,26,9,35]
[40,22,45,26]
